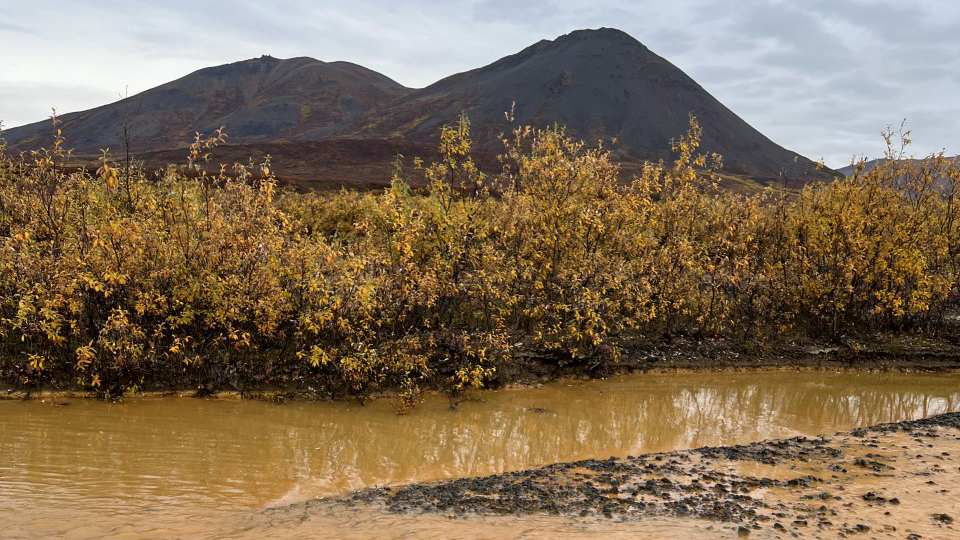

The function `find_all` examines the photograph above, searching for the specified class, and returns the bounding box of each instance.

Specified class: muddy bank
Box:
[290,412,960,539]
[5,334,960,401]
[502,334,960,385]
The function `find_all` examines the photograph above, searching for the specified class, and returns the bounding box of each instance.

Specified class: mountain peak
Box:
[350,28,827,181]
[3,54,410,152]
[495,28,651,72]
[555,27,644,46]
[183,55,319,80]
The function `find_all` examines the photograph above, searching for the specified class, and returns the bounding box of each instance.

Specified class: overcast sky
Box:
[2,0,958,167]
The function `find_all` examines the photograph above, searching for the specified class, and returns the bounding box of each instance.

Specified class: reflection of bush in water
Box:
[6,373,956,502]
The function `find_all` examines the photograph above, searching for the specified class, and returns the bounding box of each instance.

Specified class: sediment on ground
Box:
[283,412,960,539]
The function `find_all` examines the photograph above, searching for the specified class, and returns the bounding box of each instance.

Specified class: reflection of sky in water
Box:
[1,371,959,516]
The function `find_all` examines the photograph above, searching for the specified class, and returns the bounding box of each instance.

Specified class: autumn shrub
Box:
[1,114,958,400]
[754,141,960,334]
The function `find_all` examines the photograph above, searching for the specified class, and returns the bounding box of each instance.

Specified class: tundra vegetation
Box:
[1,114,958,405]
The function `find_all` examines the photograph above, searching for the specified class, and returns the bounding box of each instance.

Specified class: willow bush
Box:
[1,115,958,399]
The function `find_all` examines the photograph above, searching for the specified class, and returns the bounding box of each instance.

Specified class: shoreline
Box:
[5,336,960,401]
[286,412,960,538]
[6,363,960,402]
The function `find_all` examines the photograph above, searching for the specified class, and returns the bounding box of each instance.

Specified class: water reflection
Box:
[1,371,959,519]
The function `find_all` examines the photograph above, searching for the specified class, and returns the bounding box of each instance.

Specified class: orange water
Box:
[2,371,959,538]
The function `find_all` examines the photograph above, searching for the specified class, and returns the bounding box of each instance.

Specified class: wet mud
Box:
[296,412,960,539]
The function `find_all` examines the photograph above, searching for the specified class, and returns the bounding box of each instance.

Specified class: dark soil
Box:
[494,334,960,388]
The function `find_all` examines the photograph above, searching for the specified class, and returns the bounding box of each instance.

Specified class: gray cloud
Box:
[823,72,902,101]
[0,21,32,33]
[1,0,957,167]
[472,0,561,25]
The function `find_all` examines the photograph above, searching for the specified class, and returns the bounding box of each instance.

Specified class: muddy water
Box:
[2,371,960,538]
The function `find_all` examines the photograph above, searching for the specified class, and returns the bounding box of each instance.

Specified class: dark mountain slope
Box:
[3,28,831,184]
[348,28,827,180]
[3,56,412,153]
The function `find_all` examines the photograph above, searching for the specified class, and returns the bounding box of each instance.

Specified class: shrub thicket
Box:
[1,115,958,400]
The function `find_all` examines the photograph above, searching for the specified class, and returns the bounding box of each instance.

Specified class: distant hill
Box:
[2,56,412,153]
[836,156,960,177]
[2,28,833,186]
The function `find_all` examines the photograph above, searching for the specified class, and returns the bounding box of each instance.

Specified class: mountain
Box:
[2,28,832,184]
[2,56,412,153]
[347,28,827,180]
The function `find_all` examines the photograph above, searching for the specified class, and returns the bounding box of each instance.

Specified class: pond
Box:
[2,370,959,538]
